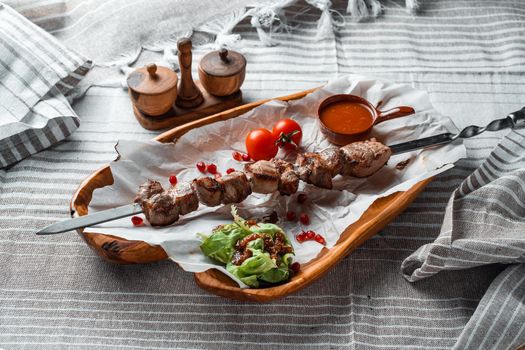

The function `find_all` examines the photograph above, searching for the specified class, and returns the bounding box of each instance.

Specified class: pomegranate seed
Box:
[241,153,251,162]
[297,193,307,204]
[286,211,296,221]
[214,172,222,179]
[226,168,235,174]
[296,232,306,243]
[299,213,310,225]
[196,162,206,172]
[291,262,301,273]
[232,151,242,161]
[314,234,326,245]
[306,230,315,240]
[131,216,143,226]
[169,175,177,186]
[207,163,217,174]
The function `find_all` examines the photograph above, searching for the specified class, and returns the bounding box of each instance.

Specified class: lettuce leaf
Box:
[199,206,295,288]
[199,223,248,264]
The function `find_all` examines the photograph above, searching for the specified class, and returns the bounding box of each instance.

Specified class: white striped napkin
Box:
[0,2,91,168]
[402,127,525,281]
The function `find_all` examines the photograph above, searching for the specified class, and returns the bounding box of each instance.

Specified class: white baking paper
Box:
[87,75,466,288]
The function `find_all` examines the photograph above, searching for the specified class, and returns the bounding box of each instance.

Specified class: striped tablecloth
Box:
[0,0,524,349]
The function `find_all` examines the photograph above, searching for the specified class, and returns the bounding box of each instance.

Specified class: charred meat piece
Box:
[272,159,300,195]
[217,171,252,204]
[296,152,333,189]
[340,139,392,178]
[134,180,163,205]
[192,177,223,207]
[142,192,179,226]
[244,160,279,194]
[168,182,199,215]
[319,147,343,177]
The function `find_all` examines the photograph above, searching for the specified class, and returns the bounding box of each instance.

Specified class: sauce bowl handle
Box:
[375,106,415,124]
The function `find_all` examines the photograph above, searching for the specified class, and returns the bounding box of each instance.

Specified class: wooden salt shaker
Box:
[127,63,178,116]
[176,38,204,109]
[198,48,246,96]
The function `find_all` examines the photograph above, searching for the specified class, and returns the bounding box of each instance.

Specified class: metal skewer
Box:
[36,108,524,235]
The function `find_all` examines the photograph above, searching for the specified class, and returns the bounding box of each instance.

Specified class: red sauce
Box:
[320,101,374,134]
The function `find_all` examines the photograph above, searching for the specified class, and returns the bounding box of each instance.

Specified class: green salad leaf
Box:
[199,206,295,288]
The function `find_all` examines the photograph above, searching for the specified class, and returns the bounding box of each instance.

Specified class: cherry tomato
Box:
[272,119,302,150]
[245,128,278,161]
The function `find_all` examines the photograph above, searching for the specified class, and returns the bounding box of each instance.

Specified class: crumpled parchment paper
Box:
[87,75,466,287]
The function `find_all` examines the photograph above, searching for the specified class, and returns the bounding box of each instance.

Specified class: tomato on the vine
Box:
[245,128,278,161]
[272,119,302,150]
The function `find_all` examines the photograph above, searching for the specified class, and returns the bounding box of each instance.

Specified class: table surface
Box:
[1,0,524,349]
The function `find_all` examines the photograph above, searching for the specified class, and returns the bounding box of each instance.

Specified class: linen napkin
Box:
[0,2,91,168]
[402,127,525,349]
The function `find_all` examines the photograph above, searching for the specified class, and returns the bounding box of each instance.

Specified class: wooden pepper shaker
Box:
[176,38,204,109]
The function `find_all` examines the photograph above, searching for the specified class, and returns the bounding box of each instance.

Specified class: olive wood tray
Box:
[70,87,431,302]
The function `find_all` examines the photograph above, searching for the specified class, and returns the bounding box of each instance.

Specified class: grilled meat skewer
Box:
[244,161,279,194]
[192,177,223,207]
[137,139,392,226]
[134,180,164,205]
[296,152,334,189]
[272,159,300,195]
[217,171,252,204]
[142,192,180,226]
[340,139,392,177]
[169,182,199,215]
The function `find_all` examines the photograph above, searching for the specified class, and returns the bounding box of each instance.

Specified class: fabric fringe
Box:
[142,30,193,53]
[102,0,421,78]
[305,0,345,40]
[196,8,246,49]
[245,0,297,47]
[405,0,420,14]
[346,0,382,21]
[95,47,142,67]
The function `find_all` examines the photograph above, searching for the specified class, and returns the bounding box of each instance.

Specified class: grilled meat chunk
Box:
[192,177,223,207]
[168,182,199,215]
[272,159,300,195]
[142,192,179,226]
[339,139,392,177]
[296,152,333,189]
[217,171,252,204]
[244,160,279,194]
[319,147,343,177]
[134,180,163,205]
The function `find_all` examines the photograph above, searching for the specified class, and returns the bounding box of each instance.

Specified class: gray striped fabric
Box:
[0,2,91,168]
[403,129,525,282]
[0,0,525,349]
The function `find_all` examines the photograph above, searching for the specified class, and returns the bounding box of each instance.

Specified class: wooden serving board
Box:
[133,81,243,131]
[70,87,431,302]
